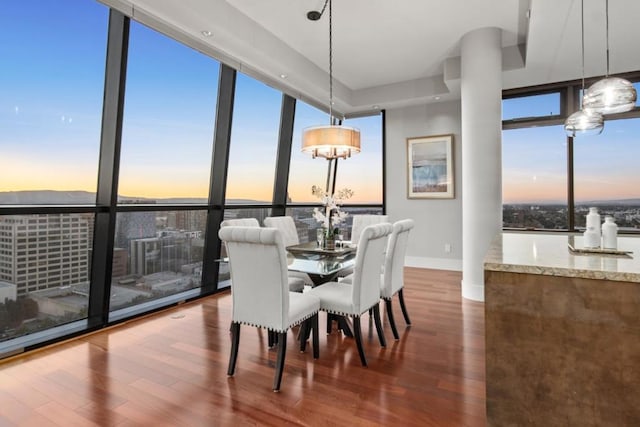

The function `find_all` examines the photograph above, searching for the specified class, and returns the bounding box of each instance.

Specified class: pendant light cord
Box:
[580,0,585,96]
[605,0,610,77]
[580,0,584,110]
[328,0,333,125]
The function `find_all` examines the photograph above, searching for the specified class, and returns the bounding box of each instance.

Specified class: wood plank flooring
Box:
[0,268,486,426]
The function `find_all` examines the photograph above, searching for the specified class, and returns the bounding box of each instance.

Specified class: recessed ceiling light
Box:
[372,105,380,109]
[280,74,288,79]
[201,30,212,37]
[433,96,441,101]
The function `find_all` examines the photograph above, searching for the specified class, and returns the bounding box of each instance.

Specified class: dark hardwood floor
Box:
[0,268,486,426]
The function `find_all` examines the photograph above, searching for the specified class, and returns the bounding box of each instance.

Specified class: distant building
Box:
[112,247,128,278]
[129,231,202,276]
[223,208,269,226]
[0,215,91,297]
[0,281,17,302]
[168,210,207,233]
[29,285,88,318]
[113,211,156,250]
[87,245,128,280]
[140,271,193,293]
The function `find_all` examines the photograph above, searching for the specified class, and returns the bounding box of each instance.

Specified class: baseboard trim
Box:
[461,279,485,302]
[405,256,462,271]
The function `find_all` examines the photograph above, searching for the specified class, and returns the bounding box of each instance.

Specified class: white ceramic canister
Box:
[586,207,601,235]
[583,230,601,248]
[601,216,618,249]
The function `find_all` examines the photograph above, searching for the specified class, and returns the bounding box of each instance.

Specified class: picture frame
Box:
[407,134,454,199]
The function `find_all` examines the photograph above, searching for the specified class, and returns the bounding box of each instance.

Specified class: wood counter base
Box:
[485,270,640,426]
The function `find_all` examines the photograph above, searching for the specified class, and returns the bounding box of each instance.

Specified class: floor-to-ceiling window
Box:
[0,2,386,358]
[0,0,108,346]
[217,72,283,287]
[573,117,640,230]
[502,125,568,229]
[109,20,219,318]
[225,73,281,205]
[502,76,640,232]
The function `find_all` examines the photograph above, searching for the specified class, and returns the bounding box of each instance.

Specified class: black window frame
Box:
[502,71,640,233]
[0,8,386,358]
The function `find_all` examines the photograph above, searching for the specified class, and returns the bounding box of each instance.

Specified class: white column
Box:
[461,27,503,302]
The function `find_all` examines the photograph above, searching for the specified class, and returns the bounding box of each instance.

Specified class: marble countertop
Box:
[484,232,640,283]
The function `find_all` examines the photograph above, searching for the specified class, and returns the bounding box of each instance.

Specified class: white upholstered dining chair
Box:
[350,214,389,243]
[263,216,300,247]
[342,219,414,340]
[380,219,414,339]
[220,217,305,293]
[338,214,390,278]
[220,218,260,227]
[218,226,320,392]
[308,222,393,367]
[264,216,313,286]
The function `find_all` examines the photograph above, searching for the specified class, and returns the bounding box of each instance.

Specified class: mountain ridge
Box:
[0,190,265,205]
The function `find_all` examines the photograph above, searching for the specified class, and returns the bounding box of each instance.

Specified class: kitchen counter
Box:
[484,231,640,282]
[484,232,640,426]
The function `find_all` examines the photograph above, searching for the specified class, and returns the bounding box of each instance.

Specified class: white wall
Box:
[385,101,463,271]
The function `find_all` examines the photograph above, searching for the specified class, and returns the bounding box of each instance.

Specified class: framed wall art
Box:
[407,134,454,199]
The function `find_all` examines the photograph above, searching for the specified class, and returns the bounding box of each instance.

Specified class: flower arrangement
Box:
[311,185,353,238]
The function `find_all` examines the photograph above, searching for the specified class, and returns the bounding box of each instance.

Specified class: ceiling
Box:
[102,0,640,115]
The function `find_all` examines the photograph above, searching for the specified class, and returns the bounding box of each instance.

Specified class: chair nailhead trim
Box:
[320,305,377,318]
[233,311,318,334]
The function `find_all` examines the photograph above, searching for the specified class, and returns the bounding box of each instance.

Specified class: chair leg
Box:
[398,289,411,325]
[273,331,287,392]
[312,314,319,359]
[372,304,387,347]
[299,320,309,352]
[326,314,333,334]
[352,316,367,367]
[228,322,240,376]
[385,298,400,340]
[268,330,275,347]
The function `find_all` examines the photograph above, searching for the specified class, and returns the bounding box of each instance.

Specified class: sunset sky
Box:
[1,0,636,206]
[0,1,382,204]
[502,98,640,204]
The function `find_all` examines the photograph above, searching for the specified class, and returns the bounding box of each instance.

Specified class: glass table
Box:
[286,242,357,337]
[286,242,356,286]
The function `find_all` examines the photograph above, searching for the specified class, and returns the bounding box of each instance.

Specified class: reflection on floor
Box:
[0,268,486,426]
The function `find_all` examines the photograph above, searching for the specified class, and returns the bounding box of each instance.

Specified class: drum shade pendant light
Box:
[565,0,604,137]
[582,0,637,114]
[302,0,361,160]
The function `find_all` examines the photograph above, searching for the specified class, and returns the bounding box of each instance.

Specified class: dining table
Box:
[286,241,357,337]
[286,241,356,286]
